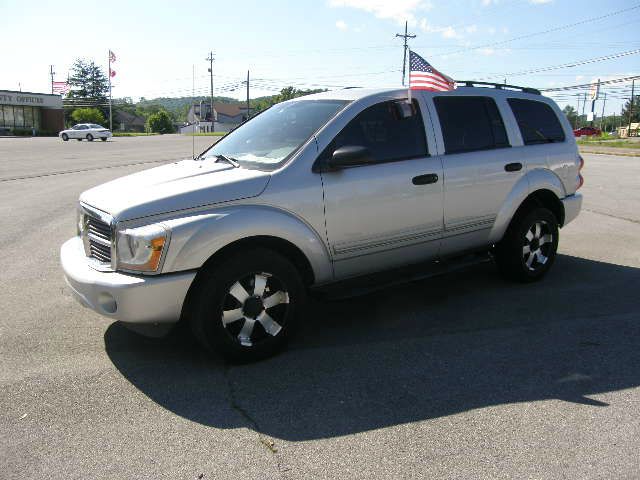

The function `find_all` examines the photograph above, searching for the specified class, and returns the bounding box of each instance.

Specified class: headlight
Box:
[116,224,169,272]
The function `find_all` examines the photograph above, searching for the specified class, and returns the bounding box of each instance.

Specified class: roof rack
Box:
[455,80,541,95]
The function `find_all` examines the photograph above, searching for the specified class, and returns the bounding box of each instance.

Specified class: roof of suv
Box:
[291,85,547,103]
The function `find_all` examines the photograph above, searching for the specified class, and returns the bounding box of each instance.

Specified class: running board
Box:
[311,252,493,301]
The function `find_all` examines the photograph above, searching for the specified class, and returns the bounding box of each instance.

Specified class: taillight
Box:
[577,154,584,190]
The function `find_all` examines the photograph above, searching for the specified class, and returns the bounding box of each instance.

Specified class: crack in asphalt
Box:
[223,364,291,479]
[584,208,640,225]
[0,159,172,183]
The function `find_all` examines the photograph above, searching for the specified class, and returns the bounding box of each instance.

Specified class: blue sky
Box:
[1,0,638,115]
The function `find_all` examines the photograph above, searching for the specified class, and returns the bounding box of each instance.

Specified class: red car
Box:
[573,126,601,137]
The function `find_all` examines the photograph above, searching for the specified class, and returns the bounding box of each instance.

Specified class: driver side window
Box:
[332,100,428,163]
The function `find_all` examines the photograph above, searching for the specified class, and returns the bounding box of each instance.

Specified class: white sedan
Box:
[59,124,112,142]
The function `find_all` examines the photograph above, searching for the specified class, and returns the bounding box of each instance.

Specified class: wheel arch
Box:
[489,168,567,243]
[161,205,333,285]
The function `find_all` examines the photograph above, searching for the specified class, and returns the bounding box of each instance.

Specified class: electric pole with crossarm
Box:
[206,51,215,132]
[396,21,416,86]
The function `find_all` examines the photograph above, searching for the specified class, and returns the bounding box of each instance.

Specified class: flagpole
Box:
[108,51,113,131]
[407,49,412,103]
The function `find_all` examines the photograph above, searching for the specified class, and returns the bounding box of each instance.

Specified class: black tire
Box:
[61,133,69,141]
[187,248,306,362]
[86,134,94,141]
[100,137,107,142]
[495,207,559,283]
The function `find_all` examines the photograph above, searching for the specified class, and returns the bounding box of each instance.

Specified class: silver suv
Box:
[61,85,583,361]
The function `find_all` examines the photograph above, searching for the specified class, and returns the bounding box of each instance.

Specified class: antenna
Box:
[192,64,195,160]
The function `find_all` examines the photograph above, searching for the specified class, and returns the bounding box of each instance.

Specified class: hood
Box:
[80,159,270,221]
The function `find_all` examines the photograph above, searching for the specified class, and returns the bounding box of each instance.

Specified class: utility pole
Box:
[599,92,607,130]
[628,79,635,137]
[246,70,250,121]
[395,21,416,86]
[206,51,215,132]
[576,94,581,129]
[581,91,587,127]
[49,65,55,94]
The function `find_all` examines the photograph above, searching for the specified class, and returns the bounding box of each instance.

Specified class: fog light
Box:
[98,292,117,314]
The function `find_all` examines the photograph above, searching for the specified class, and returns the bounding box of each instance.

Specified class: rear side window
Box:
[507,98,565,145]
[434,96,509,154]
[332,100,428,163]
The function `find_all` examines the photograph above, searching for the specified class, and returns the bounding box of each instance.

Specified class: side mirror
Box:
[326,145,374,170]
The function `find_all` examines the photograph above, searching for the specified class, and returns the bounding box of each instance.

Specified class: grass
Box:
[185,132,227,136]
[577,140,640,149]
[112,132,159,137]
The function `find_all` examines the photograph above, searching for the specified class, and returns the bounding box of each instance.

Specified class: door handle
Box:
[504,162,523,172]
[412,173,439,185]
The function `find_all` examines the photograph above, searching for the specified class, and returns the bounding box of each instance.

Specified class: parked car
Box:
[59,124,112,142]
[573,126,601,137]
[61,85,583,361]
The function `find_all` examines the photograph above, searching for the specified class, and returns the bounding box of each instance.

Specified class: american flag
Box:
[109,50,116,62]
[52,81,70,94]
[409,50,455,92]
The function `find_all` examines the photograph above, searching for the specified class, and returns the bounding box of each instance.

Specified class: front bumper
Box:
[61,237,196,325]
[562,193,583,226]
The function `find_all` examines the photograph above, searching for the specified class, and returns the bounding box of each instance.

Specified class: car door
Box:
[319,99,443,279]
[429,95,523,256]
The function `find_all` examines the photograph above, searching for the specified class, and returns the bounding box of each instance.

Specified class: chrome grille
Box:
[85,215,112,264]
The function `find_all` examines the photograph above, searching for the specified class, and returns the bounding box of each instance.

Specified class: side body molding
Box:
[488,167,567,243]
[160,205,333,284]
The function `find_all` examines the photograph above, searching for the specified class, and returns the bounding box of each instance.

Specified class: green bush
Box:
[146,110,174,134]
[71,107,106,125]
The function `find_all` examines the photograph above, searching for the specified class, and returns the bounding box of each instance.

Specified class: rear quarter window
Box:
[507,98,565,145]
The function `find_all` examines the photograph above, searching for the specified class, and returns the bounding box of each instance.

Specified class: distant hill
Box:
[113,87,327,123]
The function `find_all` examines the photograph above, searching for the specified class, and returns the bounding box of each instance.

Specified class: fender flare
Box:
[160,205,333,284]
[489,168,566,243]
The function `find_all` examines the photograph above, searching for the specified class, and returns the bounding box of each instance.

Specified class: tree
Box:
[67,58,109,109]
[146,110,174,134]
[621,95,640,125]
[71,107,105,125]
[562,105,578,128]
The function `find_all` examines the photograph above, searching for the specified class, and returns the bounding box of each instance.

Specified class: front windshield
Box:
[203,99,348,169]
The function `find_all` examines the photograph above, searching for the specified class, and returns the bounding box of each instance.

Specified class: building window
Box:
[24,106,34,128]
[14,106,24,128]
[2,105,15,127]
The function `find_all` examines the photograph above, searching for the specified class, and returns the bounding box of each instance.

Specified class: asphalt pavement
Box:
[1,136,639,479]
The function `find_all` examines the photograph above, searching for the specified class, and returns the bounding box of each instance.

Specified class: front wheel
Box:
[100,137,107,141]
[61,133,69,141]
[187,248,306,362]
[495,207,559,282]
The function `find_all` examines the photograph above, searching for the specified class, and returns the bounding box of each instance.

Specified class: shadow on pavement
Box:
[104,254,640,440]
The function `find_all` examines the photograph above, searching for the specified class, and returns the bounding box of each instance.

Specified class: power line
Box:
[481,48,640,80]
[433,4,640,58]
[540,75,640,92]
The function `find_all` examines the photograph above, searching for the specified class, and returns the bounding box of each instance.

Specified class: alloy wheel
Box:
[220,272,290,347]
[522,220,553,272]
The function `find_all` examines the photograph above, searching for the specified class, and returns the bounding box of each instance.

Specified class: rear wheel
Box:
[495,207,559,282]
[187,248,305,362]
[86,134,94,141]
[61,133,69,141]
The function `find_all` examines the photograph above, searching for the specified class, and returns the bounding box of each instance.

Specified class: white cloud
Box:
[487,27,496,35]
[335,19,348,30]
[529,0,553,3]
[420,19,463,39]
[482,0,499,5]
[479,48,495,56]
[465,25,478,34]
[328,0,427,24]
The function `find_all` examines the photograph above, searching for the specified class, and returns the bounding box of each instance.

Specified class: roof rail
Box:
[455,80,541,95]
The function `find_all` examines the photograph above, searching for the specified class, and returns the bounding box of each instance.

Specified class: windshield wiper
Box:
[214,154,240,168]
